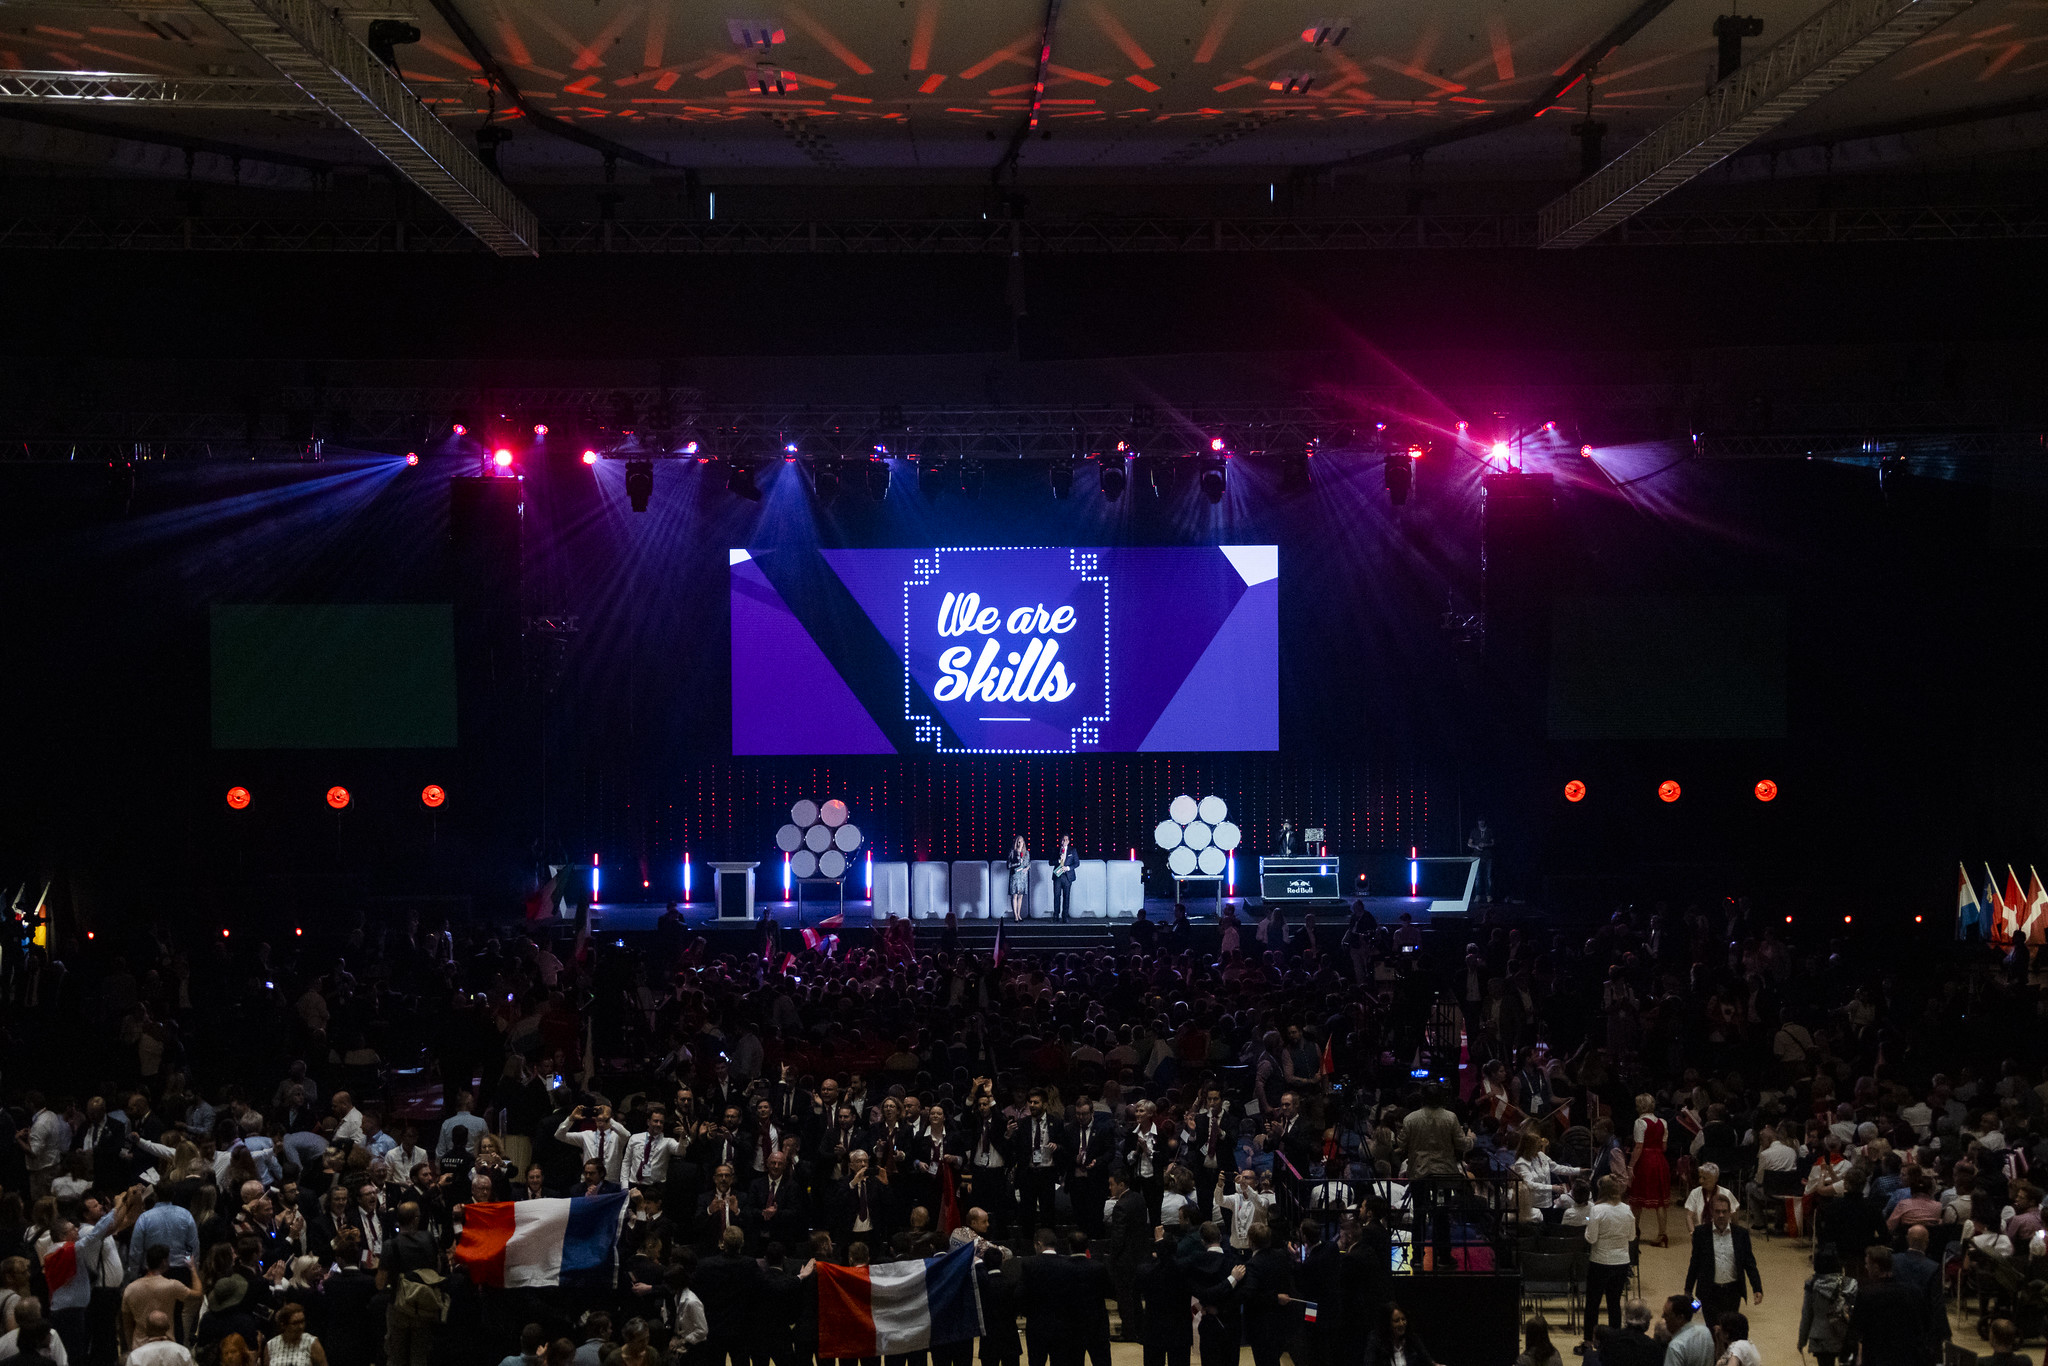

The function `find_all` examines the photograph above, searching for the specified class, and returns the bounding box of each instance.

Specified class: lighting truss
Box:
[1539,0,1982,248]
[0,70,310,109]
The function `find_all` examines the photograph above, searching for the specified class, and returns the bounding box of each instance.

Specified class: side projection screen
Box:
[211,604,458,748]
[731,546,1278,755]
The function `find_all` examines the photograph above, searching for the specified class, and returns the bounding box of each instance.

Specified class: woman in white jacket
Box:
[1512,1131,1584,1227]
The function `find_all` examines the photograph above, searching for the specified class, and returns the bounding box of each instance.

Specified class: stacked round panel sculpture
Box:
[1154,793,1240,877]
[775,799,864,880]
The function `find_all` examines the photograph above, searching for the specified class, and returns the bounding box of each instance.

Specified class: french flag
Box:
[450,1193,628,1288]
[816,1243,984,1358]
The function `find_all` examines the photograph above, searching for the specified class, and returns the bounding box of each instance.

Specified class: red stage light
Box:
[1563,780,1586,803]
[405,453,419,466]
[1914,914,1924,923]
[222,928,230,937]
[225,786,252,810]
[1580,445,1594,457]
[1784,915,1793,924]
[421,784,446,808]
[493,449,513,468]
[452,423,468,436]
[326,785,351,810]
[1210,437,1225,451]
[1843,914,1853,924]
[582,450,598,465]
[1658,780,1681,803]
[533,424,549,436]
[1755,779,1778,802]
[1456,421,1468,432]
[295,927,303,936]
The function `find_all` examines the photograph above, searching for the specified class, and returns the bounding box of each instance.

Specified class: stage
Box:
[586,894,1446,934]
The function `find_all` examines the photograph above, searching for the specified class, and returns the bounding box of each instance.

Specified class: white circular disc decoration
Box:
[818,850,847,879]
[1198,846,1226,876]
[791,850,818,878]
[1168,846,1198,876]
[1154,819,1184,850]
[775,824,803,852]
[1183,821,1212,850]
[819,799,849,828]
[805,823,833,852]
[1169,794,1198,825]
[1198,795,1228,825]
[1213,821,1242,851]
[791,799,819,827]
[833,823,862,852]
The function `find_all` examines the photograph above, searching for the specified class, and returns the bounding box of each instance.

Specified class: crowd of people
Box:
[0,895,2035,1366]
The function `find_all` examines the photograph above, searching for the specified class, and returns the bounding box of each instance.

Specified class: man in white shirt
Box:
[386,1121,432,1181]
[331,1093,366,1146]
[620,1110,680,1192]
[554,1106,630,1183]
[125,1310,190,1366]
[23,1094,70,1201]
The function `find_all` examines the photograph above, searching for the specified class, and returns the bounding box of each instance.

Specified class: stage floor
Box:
[588,895,1440,933]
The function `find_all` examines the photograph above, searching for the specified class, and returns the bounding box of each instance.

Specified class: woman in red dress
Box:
[1628,1091,1672,1246]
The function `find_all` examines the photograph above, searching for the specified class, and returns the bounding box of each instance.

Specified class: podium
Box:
[709,861,760,920]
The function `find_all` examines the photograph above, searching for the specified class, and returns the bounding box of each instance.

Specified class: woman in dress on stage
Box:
[1007,835,1030,920]
[1628,1091,1673,1246]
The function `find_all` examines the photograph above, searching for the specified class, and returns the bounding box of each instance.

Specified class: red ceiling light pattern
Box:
[1563,780,1586,803]
[326,785,352,810]
[225,786,252,810]
[422,784,447,808]
[1658,780,1681,803]
[1755,779,1779,802]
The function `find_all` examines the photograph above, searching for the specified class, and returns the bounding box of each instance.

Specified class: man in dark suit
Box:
[1588,1300,1664,1366]
[77,1097,130,1189]
[1891,1225,1949,1346]
[1136,1234,1193,1366]
[698,1164,749,1250]
[1182,1223,1242,1366]
[1235,1225,1295,1366]
[1104,1173,1151,1343]
[1050,838,1080,922]
[754,1243,802,1366]
[748,1152,806,1251]
[1337,1199,1393,1365]
[1853,1247,1932,1366]
[1682,1190,1762,1327]
[1067,1232,1116,1366]
[1011,1091,1064,1239]
[696,1226,766,1366]
[1068,1099,1116,1239]
[1290,1220,1342,1366]
[1015,1230,1081,1366]
[1184,1090,1235,1217]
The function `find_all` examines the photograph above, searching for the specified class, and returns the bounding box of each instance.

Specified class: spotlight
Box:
[682,441,700,455]
[533,423,549,436]
[421,784,446,808]
[1755,779,1778,802]
[405,453,419,467]
[1198,460,1226,504]
[1098,458,1127,500]
[582,450,599,465]
[1049,460,1074,500]
[625,459,654,511]
[1580,445,1595,457]
[1563,780,1585,802]
[1489,441,1510,461]
[493,448,513,468]
[1658,780,1681,803]
[226,786,252,810]
[1455,421,1468,433]
[810,459,842,502]
[960,460,985,498]
[726,460,761,501]
[452,422,469,436]
[917,460,945,497]
[326,785,351,810]
[1384,449,1412,505]
[1209,437,1226,452]
[864,459,892,500]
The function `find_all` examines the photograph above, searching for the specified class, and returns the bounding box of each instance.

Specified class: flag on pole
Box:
[2006,867,2029,943]
[816,1242,984,1358]
[937,1164,961,1235]
[991,918,1004,969]
[450,1193,628,1288]
[1986,866,2010,946]
[817,912,846,930]
[2026,868,2048,946]
[1318,1036,1334,1078]
[1958,864,1989,940]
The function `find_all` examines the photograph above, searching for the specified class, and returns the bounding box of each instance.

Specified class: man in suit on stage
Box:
[1050,837,1080,922]
[1682,1190,1762,1326]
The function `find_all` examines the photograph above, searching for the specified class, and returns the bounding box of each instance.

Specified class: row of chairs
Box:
[1519,1228,1641,1330]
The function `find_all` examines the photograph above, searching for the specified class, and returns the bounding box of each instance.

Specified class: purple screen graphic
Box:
[731,545,1277,755]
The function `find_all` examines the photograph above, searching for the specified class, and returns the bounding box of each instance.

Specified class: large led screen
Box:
[731,546,1277,755]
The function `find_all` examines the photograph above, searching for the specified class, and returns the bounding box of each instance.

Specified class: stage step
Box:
[914,922,1117,952]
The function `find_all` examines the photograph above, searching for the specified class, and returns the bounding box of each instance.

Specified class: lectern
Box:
[710,861,760,920]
